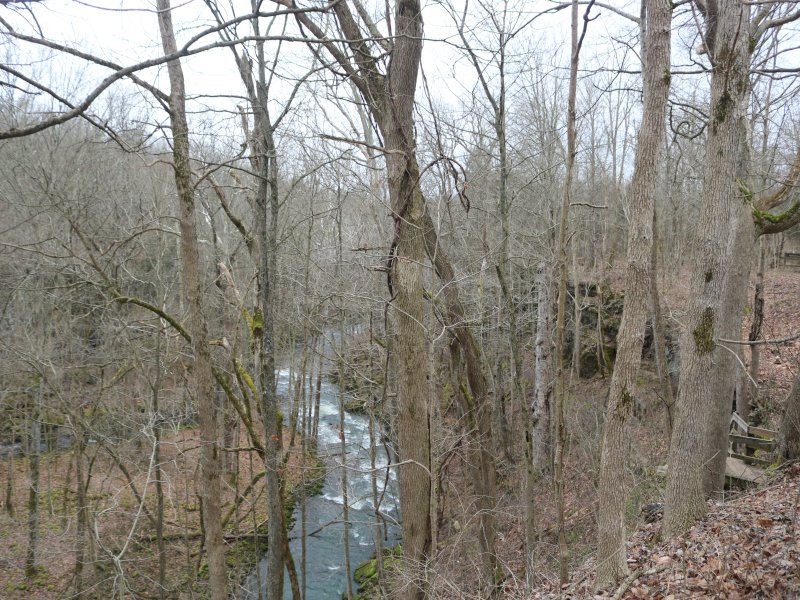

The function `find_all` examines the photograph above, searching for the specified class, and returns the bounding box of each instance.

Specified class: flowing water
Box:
[241,367,400,599]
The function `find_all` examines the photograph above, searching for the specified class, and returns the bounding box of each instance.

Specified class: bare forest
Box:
[1,0,799,599]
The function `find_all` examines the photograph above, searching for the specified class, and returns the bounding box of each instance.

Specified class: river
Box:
[241,366,400,599]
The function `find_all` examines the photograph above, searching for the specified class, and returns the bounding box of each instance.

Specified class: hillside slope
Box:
[527,464,800,599]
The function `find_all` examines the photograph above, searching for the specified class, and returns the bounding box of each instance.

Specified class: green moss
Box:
[243,307,264,339]
[737,179,753,204]
[705,270,713,283]
[712,90,733,132]
[620,389,633,411]
[693,307,715,356]
[352,546,403,599]
[752,201,800,230]
[354,559,377,583]
[236,362,256,394]
[460,382,475,410]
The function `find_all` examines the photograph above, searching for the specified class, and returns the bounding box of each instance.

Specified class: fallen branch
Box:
[612,562,670,599]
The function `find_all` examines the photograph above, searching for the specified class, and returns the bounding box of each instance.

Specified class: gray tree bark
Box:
[25,375,43,577]
[595,0,671,585]
[155,1,227,596]
[532,262,552,478]
[379,2,432,593]
[663,0,751,536]
[552,0,590,585]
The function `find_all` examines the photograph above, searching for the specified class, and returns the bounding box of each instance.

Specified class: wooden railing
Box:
[729,411,777,467]
[780,251,800,267]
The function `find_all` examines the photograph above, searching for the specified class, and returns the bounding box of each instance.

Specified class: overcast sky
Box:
[2,0,643,127]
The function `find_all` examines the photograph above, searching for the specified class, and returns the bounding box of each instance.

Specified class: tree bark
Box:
[595,0,671,585]
[650,210,674,436]
[663,0,751,537]
[25,375,43,577]
[155,2,226,596]
[552,0,586,585]
[780,373,800,460]
[532,262,553,477]
[381,2,432,594]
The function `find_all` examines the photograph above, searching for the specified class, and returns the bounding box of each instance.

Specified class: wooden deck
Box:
[724,456,766,483]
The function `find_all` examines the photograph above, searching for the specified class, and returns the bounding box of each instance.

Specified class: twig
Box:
[715,341,758,389]
[612,563,670,599]
[717,331,800,346]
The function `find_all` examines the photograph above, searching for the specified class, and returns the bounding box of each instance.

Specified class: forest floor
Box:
[0,425,323,599]
[415,266,800,599]
[508,266,800,599]
[2,268,798,600]
[527,463,800,599]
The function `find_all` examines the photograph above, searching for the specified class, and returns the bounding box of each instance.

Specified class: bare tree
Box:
[155,1,226,595]
[664,0,800,535]
[552,0,595,586]
[595,0,672,585]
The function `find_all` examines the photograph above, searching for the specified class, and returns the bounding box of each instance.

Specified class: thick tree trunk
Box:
[390,183,430,597]
[663,0,751,537]
[380,3,431,594]
[706,212,755,494]
[155,2,226,596]
[595,0,671,585]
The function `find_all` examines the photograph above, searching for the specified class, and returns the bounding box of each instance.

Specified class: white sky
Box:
[1,0,642,131]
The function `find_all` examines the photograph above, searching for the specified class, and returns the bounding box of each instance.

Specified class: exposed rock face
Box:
[561,281,678,379]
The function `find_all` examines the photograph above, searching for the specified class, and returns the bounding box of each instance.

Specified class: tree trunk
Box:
[420,207,499,585]
[389,177,430,598]
[707,211,754,494]
[153,326,167,600]
[595,0,671,585]
[380,3,431,594]
[532,262,553,477]
[525,261,551,585]
[73,434,87,598]
[155,2,226,596]
[663,0,751,537]
[780,373,800,460]
[650,210,674,437]
[552,0,585,585]
[25,375,43,577]
[572,245,582,378]
[4,427,13,518]
[743,241,767,424]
